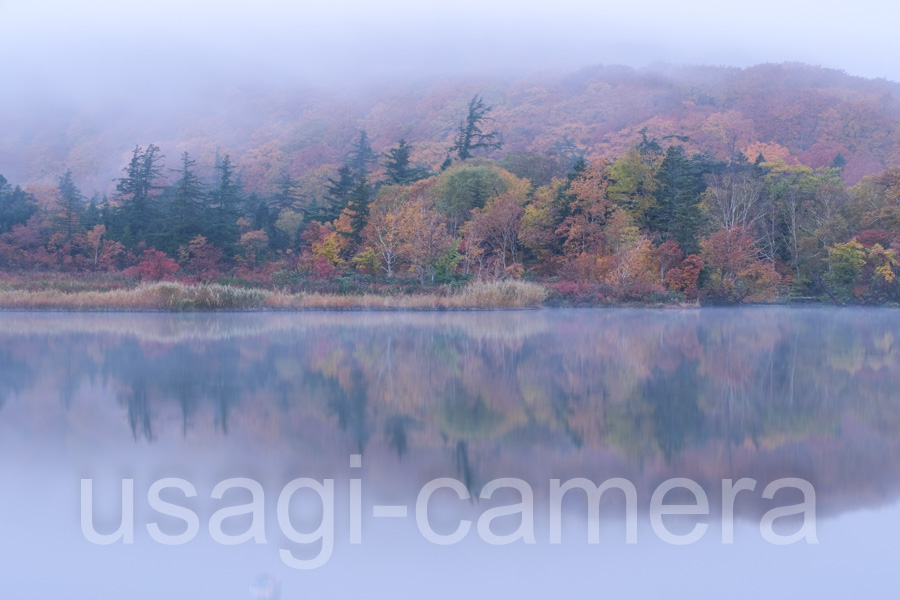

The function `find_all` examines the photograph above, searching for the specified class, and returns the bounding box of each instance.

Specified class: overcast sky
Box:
[2,0,899,104]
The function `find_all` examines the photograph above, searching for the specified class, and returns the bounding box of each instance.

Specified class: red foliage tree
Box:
[180,235,222,282]
[665,254,703,302]
[855,229,895,248]
[126,249,179,281]
[701,227,780,303]
[658,240,684,285]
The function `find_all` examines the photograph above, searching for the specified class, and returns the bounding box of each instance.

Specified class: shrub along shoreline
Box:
[0,280,550,311]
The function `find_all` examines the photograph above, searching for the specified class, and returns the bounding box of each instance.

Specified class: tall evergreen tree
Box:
[115,144,165,247]
[250,195,290,250]
[206,154,243,255]
[315,164,355,223]
[347,130,378,178]
[82,195,101,230]
[0,174,37,234]
[168,152,205,251]
[54,169,84,244]
[450,95,503,161]
[647,146,709,254]
[550,136,588,170]
[345,175,373,246]
[99,196,113,231]
[252,197,273,231]
[383,139,429,185]
[272,172,301,211]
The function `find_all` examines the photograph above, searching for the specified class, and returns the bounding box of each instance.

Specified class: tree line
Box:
[2,95,900,304]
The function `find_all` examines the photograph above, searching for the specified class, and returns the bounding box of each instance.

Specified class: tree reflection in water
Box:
[2,308,900,517]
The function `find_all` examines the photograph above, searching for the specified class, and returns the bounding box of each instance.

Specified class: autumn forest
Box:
[3,62,900,306]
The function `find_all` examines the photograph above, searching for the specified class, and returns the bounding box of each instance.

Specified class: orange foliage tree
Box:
[701,227,781,303]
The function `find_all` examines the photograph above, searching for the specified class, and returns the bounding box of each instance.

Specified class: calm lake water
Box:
[1,308,898,598]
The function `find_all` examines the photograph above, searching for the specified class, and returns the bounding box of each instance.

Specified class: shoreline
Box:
[0,280,552,312]
[1,280,871,313]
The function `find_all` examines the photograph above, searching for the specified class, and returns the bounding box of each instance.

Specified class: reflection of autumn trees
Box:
[3,311,900,489]
[324,368,370,454]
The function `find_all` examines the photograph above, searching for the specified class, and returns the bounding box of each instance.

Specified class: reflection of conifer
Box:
[385,416,417,458]
[645,362,705,461]
[454,441,476,497]
[125,381,153,442]
[326,370,370,454]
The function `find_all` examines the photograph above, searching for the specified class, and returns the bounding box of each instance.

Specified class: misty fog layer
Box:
[2,0,899,107]
[3,61,899,199]
[3,0,899,194]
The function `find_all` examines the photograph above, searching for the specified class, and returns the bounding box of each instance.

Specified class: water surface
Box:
[0,308,897,598]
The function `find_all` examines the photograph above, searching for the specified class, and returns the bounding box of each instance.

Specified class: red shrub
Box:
[125,249,179,281]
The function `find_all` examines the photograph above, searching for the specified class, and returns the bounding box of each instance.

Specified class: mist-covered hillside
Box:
[3,62,899,195]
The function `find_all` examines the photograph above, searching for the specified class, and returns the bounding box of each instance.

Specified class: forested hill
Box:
[3,62,900,195]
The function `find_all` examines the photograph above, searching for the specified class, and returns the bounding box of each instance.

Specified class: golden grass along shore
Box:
[0,280,548,311]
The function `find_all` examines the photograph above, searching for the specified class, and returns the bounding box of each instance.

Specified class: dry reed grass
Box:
[0,280,547,311]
